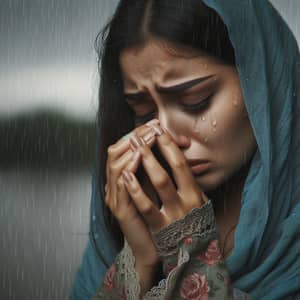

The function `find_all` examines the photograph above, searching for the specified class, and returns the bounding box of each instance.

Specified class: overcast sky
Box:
[0,0,299,120]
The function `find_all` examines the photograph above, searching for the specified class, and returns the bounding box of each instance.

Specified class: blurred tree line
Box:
[0,109,97,169]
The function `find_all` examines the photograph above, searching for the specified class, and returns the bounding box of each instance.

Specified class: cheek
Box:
[212,104,256,165]
[180,112,212,142]
[208,89,248,142]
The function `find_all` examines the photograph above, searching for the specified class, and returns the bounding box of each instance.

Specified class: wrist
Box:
[135,257,160,270]
[135,260,160,298]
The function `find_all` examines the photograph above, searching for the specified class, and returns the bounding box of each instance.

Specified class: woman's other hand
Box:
[105,119,161,268]
[122,123,209,234]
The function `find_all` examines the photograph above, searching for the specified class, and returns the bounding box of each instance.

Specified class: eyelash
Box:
[133,97,212,124]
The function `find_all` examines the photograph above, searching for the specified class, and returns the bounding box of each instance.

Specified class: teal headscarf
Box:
[70,1,300,299]
[200,0,300,299]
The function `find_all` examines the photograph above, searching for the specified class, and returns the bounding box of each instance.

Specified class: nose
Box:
[158,112,191,149]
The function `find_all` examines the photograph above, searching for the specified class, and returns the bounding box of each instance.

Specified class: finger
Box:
[129,134,181,214]
[106,121,159,204]
[108,149,142,203]
[106,125,152,165]
[106,140,131,180]
[122,170,166,233]
[106,122,158,178]
[148,124,203,202]
[113,176,138,222]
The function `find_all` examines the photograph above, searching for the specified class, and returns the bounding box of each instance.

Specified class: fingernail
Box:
[131,150,141,161]
[130,134,145,150]
[151,124,164,136]
[161,126,168,134]
[143,130,156,143]
[122,170,132,183]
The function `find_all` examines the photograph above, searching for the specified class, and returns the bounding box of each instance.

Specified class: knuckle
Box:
[138,145,147,155]
[107,145,116,157]
[133,126,143,135]
[109,162,119,174]
[173,159,186,170]
[140,203,153,215]
[132,185,142,196]
[116,178,124,189]
[154,173,170,189]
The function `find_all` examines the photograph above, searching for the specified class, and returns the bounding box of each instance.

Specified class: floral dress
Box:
[92,200,252,299]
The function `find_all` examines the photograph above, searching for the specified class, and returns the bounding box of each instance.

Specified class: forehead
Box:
[119,38,221,87]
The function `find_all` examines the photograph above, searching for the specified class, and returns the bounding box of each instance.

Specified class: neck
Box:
[207,161,250,215]
[206,161,251,257]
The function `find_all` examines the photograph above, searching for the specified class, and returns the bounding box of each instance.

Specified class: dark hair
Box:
[94,0,235,267]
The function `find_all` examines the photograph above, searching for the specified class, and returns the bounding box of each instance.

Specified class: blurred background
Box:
[0,1,299,299]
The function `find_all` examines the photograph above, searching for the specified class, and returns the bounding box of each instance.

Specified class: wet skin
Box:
[120,37,257,194]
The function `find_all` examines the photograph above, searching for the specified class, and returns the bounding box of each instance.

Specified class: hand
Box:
[122,123,209,234]
[105,119,161,267]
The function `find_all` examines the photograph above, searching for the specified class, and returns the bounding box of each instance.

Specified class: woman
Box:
[70,0,300,299]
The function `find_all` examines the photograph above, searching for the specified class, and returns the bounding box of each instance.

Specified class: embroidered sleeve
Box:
[144,200,253,300]
[92,238,141,299]
[93,200,252,299]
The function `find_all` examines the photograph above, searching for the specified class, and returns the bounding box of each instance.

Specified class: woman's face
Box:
[120,38,257,192]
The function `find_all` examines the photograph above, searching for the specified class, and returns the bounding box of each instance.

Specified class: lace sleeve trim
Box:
[115,200,217,299]
[144,200,217,299]
[116,238,141,299]
[144,246,191,299]
[152,200,216,257]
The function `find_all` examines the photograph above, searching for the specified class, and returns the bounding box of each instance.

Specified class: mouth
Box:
[187,159,211,174]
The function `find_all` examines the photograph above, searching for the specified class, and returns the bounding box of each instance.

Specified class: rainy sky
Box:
[0,0,299,120]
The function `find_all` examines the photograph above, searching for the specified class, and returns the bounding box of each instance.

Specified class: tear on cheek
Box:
[192,115,206,133]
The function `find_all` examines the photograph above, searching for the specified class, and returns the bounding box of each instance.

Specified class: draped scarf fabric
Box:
[200,0,300,298]
[70,1,300,299]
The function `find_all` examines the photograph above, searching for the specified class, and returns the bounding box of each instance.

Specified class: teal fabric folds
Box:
[69,165,118,300]
[70,1,300,299]
[202,0,300,299]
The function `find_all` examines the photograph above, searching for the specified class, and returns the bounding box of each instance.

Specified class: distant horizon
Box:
[0,0,118,121]
[0,0,299,121]
[0,105,97,122]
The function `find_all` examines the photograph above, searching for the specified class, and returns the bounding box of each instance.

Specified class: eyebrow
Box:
[124,75,214,101]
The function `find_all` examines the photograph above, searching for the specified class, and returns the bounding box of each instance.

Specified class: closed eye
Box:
[181,96,212,112]
[133,96,212,124]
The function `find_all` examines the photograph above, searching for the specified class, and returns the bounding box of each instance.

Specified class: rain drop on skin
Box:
[210,117,217,133]
[192,115,202,132]
[232,100,239,107]
[193,114,209,134]
[192,115,210,143]
[232,91,242,107]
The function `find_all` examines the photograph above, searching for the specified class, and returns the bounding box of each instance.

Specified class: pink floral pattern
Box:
[103,263,116,291]
[184,237,193,245]
[180,272,210,300]
[122,286,127,300]
[165,262,177,275]
[196,239,222,266]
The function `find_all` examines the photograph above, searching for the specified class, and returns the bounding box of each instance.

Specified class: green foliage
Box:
[0,109,96,169]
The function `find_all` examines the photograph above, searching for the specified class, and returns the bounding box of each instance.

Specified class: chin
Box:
[194,172,225,193]
[194,164,242,192]
[196,163,251,199]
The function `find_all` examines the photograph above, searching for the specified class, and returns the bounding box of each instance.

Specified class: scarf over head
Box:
[70,1,300,299]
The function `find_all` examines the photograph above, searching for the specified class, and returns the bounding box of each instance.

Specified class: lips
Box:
[186,159,211,174]
[187,159,210,166]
